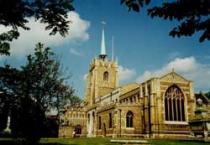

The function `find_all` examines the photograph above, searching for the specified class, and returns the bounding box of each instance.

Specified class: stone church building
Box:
[59,27,197,138]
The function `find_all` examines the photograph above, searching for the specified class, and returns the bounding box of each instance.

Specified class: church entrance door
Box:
[75,125,82,136]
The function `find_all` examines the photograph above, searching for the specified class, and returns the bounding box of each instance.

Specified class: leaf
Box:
[121,0,126,4]
[137,0,143,7]
[145,0,151,5]
[132,3,140,12]
[0,42,10,56]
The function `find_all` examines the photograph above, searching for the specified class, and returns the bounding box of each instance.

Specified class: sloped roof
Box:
[160,71,190,82]
[119,83,139,96]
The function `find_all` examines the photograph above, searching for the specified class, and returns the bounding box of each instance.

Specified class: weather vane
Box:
[101,21,106,25]
[101,21,106,29]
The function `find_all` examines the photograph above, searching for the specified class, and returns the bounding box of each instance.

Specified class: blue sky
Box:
[0,0,210,97]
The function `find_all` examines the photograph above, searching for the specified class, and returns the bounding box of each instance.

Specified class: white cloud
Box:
[136,56,210,91]
[166,57,198,72]
[119,65,136,83]
[70,48,83,56]
[0,11,90,58]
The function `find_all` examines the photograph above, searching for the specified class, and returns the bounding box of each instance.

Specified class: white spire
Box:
[100,21,106,56]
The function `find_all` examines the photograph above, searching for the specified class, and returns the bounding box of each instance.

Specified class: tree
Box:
[0,93,9,132]
[21,43,76,117]
[0,0,74,55]
[53,85,81,116]
[0,43,77,142]
[205,91,210,100]
[0,65,23,134]
[121,0,210,42]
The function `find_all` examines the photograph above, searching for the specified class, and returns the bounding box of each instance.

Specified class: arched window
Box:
[164,85,185,122]
[109,113,112,128]
[103,71,109,81]
[126,111,133,127]
[98,116,101,129]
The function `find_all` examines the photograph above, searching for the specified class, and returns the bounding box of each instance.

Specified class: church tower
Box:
[84,23,118,106]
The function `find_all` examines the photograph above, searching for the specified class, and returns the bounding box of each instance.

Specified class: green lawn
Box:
[1,137,210,145]
[149,139,210,145]
[40,138,210,145]
[41,137,120,145]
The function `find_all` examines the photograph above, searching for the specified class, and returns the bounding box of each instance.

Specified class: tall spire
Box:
[99,21,107,60]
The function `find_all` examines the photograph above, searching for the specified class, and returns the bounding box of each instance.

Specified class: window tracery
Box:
[126,111,133,127]
[164,85,185,122]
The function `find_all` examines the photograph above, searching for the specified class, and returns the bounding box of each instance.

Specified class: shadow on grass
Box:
[40,144,77,145]
[0,140,78,145]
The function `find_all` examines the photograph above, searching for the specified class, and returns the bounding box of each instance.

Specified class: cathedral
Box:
[59,27,201,138]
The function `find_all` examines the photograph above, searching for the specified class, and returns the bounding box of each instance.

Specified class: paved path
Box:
[110,139,149,144]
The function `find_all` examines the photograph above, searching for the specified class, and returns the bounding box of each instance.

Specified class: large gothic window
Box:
[164,85,185,122]
[126,111,133,127]
[103,71,109,81]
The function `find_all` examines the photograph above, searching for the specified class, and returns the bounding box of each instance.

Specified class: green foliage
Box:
[0,94,9,131]
[0,30,19,55]
[0,43,77,142]
[11,97,46,143]
[70,95,82,105]
[121,0,210,42]
[21,42,76,115]
[0,0,74,55]
[121,0,150,12]
[205,91,210,100]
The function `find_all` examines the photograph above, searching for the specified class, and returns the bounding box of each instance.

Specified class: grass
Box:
[40,137,210,145]
[1,137,210,145]
[149,139,210,145]
[40,137,120,145]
